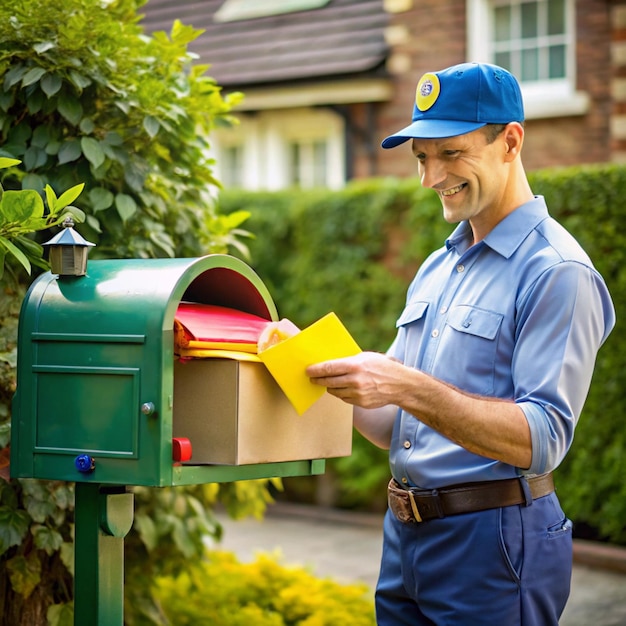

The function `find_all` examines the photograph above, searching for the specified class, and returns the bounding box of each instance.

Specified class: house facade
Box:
[142,0,626,189]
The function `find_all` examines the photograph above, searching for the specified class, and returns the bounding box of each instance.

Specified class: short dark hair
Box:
[483,123,508,143]
[483,121,525,144]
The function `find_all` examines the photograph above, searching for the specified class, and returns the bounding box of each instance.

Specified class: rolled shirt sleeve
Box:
[515,261,615,475]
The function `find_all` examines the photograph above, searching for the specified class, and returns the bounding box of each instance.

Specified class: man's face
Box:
[411,127,510,234]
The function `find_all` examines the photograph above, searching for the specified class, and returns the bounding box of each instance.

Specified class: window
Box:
[288,140,328,188]
[492,0,567,82]
[212,108,345,191]
[467,0,589,118]
[220,145,245,189]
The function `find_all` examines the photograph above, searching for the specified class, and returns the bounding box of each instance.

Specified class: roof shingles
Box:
[141,0,389,87]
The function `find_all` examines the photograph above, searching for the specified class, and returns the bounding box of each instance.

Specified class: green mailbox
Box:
[10,252,354,625]
[10,254,350,487]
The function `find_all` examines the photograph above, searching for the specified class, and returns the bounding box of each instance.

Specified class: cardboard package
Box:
[173,358,353,465]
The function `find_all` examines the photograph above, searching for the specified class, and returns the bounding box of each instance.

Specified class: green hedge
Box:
[220,164,626,544]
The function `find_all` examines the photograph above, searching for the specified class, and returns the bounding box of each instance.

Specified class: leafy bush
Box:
[149,550,376,626]
[220,166,626,543]
[0,0,247,260]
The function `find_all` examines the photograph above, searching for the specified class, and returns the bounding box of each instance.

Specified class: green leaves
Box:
[0,159,85,276]
[115,192,137,222]
[0,506,31,554]
[32,524,63,555]
[0,186,45,274]
[21,67,46,87]
[80,136,105,168]
[57,139,81,164]
[6,553,41,598]
[47,603,74,626]
[57,93,82,125]
[1,189,44,222]
[33,41,56,55]
[45,182,85,213]
[0,157,20,169]
[89,186,114,212]
[41,73,62,97]
[143,115,160,138]
[0,236,31,275]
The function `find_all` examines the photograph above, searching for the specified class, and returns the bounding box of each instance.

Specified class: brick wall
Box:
[366,0,615,178]
[372,0,466,179]
[610,0,626,162]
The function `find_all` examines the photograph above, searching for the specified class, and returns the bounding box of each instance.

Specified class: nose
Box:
[419,159,447,190]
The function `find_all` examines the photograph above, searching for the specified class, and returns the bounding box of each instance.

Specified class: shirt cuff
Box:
[517,400,553,475]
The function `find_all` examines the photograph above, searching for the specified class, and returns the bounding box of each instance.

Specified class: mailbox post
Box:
[73,484,133,625]
[11,254,352,625]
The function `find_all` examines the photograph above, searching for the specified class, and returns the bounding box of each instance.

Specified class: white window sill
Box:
[522,86,590,120]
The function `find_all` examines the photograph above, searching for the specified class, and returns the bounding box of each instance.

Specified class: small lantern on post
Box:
[43,215,95,277]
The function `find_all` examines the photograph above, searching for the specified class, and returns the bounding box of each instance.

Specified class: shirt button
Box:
[401,477,408,484]
[403,440,411,449]
[440,305,448,314]
[456,264,465,273]
[431,329,439,338]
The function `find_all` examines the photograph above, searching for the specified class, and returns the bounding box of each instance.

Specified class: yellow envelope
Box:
[258,312,361,415]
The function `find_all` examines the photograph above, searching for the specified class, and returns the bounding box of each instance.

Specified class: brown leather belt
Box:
[388,473,554,523]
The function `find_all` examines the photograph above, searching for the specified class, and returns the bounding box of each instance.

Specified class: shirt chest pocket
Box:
[437,305,504,395]
[392,301,429,363]
[397,301,429,328]
[446,305,503,340]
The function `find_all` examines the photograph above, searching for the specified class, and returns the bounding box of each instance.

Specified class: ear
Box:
[503,122,524,162]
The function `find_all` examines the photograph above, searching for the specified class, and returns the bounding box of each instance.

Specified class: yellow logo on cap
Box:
[415,73,440,111]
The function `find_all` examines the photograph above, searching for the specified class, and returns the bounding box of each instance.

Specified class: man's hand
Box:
[306,351,404,409]
[257,318,300,352]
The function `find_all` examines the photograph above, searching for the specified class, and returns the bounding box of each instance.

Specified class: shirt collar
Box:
[445,196,549,258]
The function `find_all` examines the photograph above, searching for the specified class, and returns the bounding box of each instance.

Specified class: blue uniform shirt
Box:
[388,196,615,489]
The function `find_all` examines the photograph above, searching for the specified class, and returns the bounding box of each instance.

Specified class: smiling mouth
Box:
[441,183,467,197]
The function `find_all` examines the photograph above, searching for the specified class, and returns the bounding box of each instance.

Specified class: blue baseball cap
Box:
[381,62,524,148]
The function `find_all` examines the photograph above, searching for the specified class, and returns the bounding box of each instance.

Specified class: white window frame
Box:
[214,0,330,23]
[466,0,589,119]
[219,144,245,189]
[212,107,345,191]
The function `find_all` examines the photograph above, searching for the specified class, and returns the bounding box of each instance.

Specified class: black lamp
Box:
[43,216,95,277]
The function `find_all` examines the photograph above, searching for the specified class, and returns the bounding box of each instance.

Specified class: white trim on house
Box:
[230,79,393,112]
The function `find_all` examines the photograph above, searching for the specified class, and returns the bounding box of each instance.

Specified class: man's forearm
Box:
[396,368,532,469]
[353,405,396,450]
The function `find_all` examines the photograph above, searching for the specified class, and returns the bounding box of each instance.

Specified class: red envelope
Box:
[174,303,270,354]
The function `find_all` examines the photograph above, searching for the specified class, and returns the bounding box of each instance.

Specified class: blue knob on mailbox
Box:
[75,454,95,473]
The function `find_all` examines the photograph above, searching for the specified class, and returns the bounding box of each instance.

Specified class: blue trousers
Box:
[375,492,572,625]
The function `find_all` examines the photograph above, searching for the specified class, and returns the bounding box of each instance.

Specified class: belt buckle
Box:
[407,490,423,523]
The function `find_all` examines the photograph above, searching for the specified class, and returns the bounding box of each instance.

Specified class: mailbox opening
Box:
[180,266,274,320]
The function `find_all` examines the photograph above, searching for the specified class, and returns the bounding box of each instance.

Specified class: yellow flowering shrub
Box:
[150,550,376,626]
